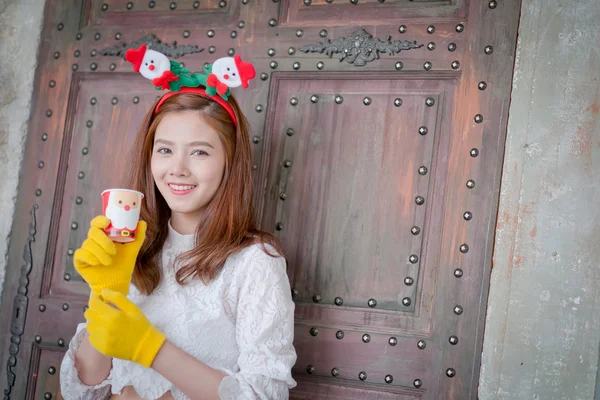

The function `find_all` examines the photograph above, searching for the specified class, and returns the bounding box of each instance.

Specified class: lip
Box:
[167,183,197,196]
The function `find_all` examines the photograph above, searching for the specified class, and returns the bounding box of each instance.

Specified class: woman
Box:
[59,50,297,399]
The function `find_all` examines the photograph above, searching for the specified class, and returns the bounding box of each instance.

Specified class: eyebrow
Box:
[154,138,214,149]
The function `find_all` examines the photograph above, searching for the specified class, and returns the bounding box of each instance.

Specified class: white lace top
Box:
[60,222,297,399]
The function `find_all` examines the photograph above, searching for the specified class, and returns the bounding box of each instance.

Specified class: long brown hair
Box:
[123,93,283,295]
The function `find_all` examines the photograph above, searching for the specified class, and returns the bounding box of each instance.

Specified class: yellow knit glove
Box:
[73,216,146,296]
[85,289,166,368]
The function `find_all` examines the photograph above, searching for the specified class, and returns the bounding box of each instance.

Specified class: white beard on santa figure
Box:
[105,200,140,230]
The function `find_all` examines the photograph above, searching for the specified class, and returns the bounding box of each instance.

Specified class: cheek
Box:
[195,157,226,185]
[150,155,166,182]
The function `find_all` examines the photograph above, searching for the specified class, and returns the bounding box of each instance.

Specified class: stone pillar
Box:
[479,0,600,398]
[0,0,45,296]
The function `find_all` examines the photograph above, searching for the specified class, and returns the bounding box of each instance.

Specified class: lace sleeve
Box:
[60,322,114,400]
[216,246,297,400]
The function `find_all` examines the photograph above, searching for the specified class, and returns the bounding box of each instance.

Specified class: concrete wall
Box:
[0,0,45,295]
[0,0,598,399]
[478,0,600,399]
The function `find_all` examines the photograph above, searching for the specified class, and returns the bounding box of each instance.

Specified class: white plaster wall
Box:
[0,0,45,296]
[479,0,600,399]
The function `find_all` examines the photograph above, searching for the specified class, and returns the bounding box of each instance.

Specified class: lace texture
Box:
[60,222,297,399]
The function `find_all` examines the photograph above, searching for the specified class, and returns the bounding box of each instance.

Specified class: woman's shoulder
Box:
[222,243,291,302]
[230,241,284,265]
[223,241,287,282]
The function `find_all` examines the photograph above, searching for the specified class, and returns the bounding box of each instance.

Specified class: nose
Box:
[223,74,229,80]
[169,156,191,178]
[125,205,131,211]
[149,65,155,71]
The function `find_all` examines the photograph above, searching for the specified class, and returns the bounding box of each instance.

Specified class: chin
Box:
[164,196,206,214]
[158,185,213,214]
[170,204,204,214]
[165,198,202,212]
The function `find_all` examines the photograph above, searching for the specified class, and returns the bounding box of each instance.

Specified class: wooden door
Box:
[0,0,521,399]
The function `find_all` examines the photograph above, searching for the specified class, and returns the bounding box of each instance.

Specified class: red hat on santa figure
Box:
[234,56,255,88]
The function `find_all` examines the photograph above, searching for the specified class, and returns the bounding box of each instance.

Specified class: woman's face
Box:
[151,110,226,233]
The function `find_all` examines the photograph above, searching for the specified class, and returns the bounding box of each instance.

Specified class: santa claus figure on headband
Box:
[207,55,255,95]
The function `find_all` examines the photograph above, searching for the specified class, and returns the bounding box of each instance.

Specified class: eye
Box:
[157,147,172,154]
[118,200,122,204]
[232,73,236,76]
[151,60,154,63]
[227,67,230,71]
[133,202,136,206]
[192,150,209,156]
[145,62,148,66]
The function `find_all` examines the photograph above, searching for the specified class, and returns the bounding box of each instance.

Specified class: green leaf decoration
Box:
[170,60,190,76]
[191,73,208,87]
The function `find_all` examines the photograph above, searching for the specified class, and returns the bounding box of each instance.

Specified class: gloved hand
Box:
[85,288,166,368]
[73,216,147,296]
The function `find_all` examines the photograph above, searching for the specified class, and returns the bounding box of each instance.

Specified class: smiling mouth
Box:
[168,184,197,195]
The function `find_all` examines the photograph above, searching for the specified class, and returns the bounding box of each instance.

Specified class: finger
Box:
[90,215,111,229]
[86,326,108,354]
[131,220,147,248]
[88,294,108,314]
[100,288,139,314]
[73,248,100,268]
[89,293,120,318]
[84,308,104,324]
[85,320,103,338]
[88,293,104,309]
[88,227,117,256]
[81,239,113,266]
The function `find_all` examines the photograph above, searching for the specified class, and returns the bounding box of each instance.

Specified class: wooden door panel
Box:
[260,72,457,395]
[293,375,424,399]
[47,73,156,300]
[261,74,453,311]
[294,326,438,391]
[29,344,65,400]
[0,0,521,398]
[88,0,241,27]
[283,0,468,26]
[269,85,433,311]
[245,24,467,71]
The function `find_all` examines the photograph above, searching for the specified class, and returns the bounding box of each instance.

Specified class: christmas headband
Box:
[125,44,256,126]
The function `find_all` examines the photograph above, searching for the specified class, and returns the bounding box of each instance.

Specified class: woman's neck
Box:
[170,211,203,235]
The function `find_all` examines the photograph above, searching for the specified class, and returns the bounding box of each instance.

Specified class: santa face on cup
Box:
[105,190,141,230]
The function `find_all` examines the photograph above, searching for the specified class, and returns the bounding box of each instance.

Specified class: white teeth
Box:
[169,184,196,191]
